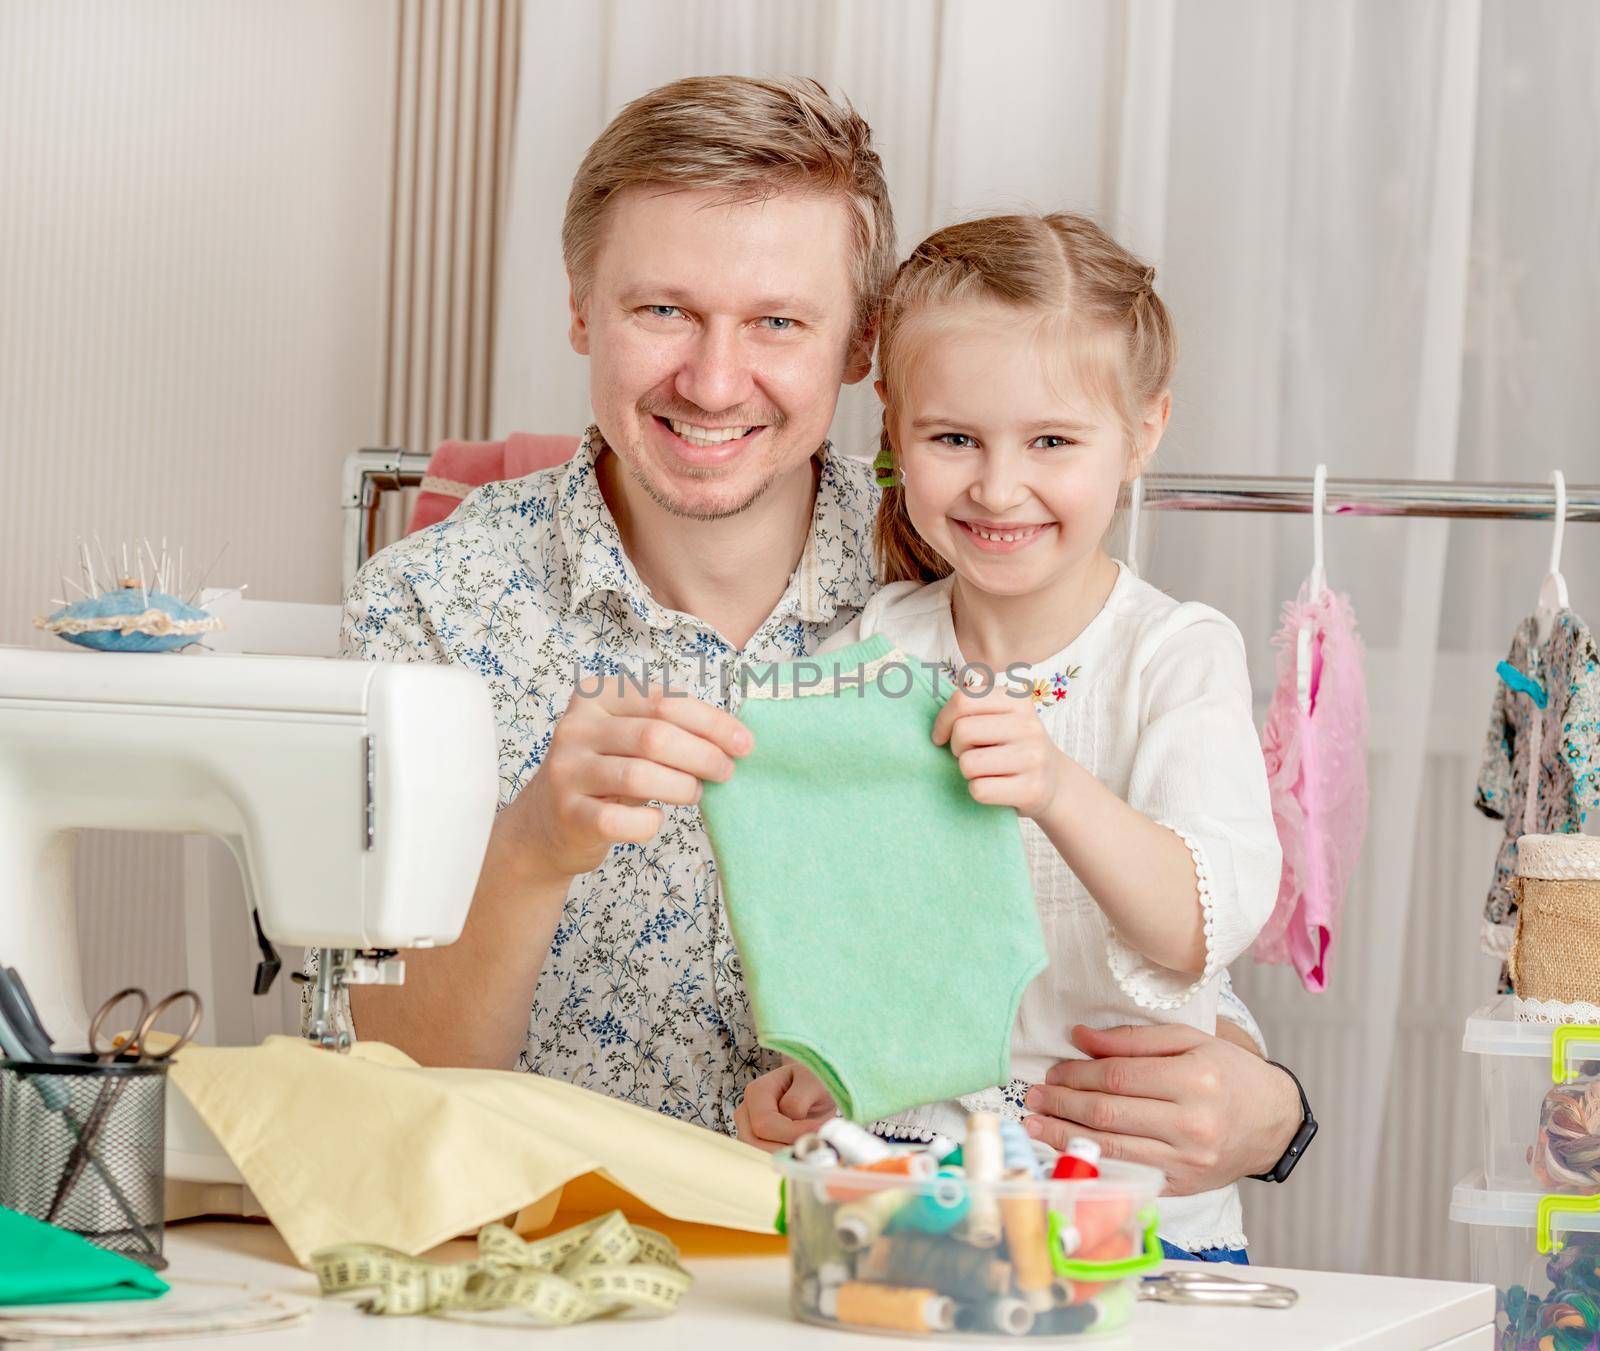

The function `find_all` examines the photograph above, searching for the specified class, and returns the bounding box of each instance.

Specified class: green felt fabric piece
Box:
[0,1206,168,1305]
[701,633,1046,1123]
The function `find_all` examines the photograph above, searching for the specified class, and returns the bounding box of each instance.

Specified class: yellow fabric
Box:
[511,1173,787,1259]
[165,1036,780,1266]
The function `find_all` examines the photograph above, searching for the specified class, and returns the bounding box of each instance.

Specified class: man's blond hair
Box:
[563,76,895,342]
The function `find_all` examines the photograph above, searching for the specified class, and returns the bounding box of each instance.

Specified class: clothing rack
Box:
[1145,475,1600,522]
[340,447,1600,585]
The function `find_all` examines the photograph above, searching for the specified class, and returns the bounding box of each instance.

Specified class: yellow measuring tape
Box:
[309,1210,693,1323]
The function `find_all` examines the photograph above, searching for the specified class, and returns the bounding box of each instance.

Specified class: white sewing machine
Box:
[0,645,498,1199]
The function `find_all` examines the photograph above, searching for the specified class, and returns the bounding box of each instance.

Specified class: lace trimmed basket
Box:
[1510,833,1600,1024]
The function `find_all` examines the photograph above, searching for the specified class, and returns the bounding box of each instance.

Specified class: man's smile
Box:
[650,414,767,464]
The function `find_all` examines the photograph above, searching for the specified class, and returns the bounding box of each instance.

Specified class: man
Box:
[342,75,1307,1197]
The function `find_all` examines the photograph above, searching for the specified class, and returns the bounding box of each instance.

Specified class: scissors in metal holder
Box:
[44,986,203,1226]
[1141,1267,1299,1308]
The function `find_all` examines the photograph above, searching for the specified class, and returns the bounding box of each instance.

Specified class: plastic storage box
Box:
[1451,1173,1600,1349]
[775,1145,1164,1339]
[1463,997,1600,1190]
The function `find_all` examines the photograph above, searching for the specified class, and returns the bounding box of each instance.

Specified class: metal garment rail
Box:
[341,447,1600,584]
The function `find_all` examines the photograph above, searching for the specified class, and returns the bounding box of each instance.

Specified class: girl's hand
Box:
[933,681,1068,819]
[734,1062,838,1153]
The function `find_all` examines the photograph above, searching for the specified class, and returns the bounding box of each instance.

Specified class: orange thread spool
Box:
[826,1282,956,1333]
[999,1183,1054,1311]
[824,1149,937,1201]
[1064,1230,1135,1304]
[1056,1191,1131,1258]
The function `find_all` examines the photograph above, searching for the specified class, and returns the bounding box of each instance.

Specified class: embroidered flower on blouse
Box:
[1031,666,1082,707]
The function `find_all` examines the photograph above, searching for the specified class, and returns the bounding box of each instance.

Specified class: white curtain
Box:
[494,0,1600,1279]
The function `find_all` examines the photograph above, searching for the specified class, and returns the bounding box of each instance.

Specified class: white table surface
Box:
[150,1220,1494,1350]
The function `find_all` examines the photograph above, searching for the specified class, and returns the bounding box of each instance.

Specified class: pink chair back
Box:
[406,432,581,535]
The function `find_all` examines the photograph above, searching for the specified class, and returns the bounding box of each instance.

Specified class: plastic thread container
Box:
[1462,997,1600,1191]
[1451,1173,1600,1348]
[0,1056,169,1267]
[775,1146,1163,1339]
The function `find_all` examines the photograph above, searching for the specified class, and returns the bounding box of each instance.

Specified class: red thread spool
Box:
[1050,1137,1101,1181]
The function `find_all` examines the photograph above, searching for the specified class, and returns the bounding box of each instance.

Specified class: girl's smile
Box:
[952,518,1058,553]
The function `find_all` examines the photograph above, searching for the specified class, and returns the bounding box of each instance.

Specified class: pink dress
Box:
[1253,580,1371,991]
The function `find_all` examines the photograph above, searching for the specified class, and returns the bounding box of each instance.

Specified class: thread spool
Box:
[819,1118,891,1167]
[1034,1303,1096,1335]
[834,1186,910,1251]
[823,1282,956,1334]
[886,1166,970,1236]
[826,1148,939,1202]
[861,1151,939,1180]
[1050,1137,1101,1181]
[858,1231,1011,1300]
[1061,1230,1134,1304]
[963,1113,1004,1248]
[1052,1189,1130,1259]
[955,1294,1035,1336]
[794,1133,841,1168]
[793,1135,844,1205]
[998,1180,1054,1312]
[1089,1277,1138,1331]
[814,1260,851,1289]
[998,1119,1044,1179]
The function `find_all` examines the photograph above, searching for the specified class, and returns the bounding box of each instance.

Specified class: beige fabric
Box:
[166,1035,780,1265]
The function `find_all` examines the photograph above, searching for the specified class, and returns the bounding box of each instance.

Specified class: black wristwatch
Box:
[1247,1060,1317,1183]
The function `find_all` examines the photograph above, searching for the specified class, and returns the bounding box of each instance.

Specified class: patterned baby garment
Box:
[1476,608,1600,978]
[699,634,1047,1124]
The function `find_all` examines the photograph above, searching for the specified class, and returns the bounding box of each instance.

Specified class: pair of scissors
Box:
[43,986,202,1227]
[1141,1268,1298,1308]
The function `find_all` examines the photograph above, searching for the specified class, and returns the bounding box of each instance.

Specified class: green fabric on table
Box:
[0,1206,168,1305]
[701,633,1046,1123]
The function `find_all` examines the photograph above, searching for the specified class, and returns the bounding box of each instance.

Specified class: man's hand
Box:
[1022,1024,1301,1195]
[351,679,752,1070]
[932,682,1068,819]
[502,679,753,882]
[734,1063,838,1153]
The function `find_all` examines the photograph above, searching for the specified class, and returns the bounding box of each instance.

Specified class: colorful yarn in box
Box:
[1500,1233,1600,1351]
[1534,1081,1600,1193]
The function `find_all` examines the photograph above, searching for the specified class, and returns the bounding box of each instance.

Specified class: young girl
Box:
[738,213,1282,1260]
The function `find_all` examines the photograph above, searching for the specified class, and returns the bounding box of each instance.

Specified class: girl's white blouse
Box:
[822,560,1282,1253]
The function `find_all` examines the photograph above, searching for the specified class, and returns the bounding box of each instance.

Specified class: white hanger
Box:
[1125,475,1145,579]
[1535,469,1569,646]
[1308,464,1328,601]
[1296,464,1329,714]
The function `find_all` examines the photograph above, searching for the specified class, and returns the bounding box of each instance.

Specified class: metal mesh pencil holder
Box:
[0,1056,168,1268]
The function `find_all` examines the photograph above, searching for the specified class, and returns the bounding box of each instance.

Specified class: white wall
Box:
[0,0,398,1009]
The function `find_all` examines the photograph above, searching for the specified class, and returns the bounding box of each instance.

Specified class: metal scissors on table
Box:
[44,986,203,1226]
[1141,1267,1298,1308]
